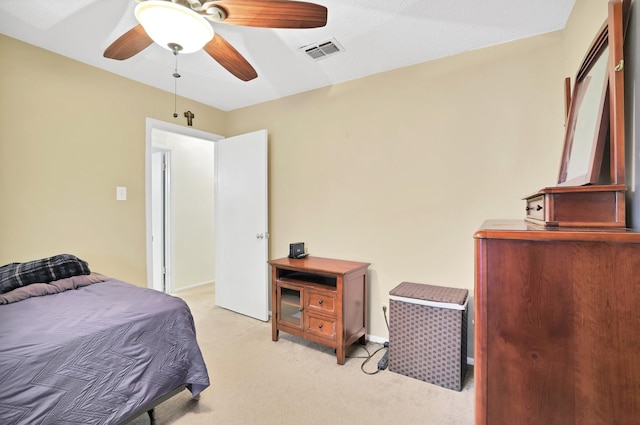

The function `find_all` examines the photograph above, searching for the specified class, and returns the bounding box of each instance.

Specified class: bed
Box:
[0,255,210,425]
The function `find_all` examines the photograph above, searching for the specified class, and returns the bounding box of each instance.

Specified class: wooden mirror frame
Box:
[523,0,628,228]
[557,25,610,186]
[558,0,626,187]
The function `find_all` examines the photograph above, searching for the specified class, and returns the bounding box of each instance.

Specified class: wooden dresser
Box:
[474,220,640,425]
[268,256,369,365]
[473,1,637,422]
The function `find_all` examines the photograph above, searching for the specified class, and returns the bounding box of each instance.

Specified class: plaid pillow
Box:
[0,254,91,294]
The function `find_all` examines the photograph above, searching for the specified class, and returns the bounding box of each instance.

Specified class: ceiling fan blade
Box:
[103,25,153,60]
[205,0,327,28]
[203,34,258,81]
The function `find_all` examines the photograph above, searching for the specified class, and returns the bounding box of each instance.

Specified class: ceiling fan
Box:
[103,0,328,81]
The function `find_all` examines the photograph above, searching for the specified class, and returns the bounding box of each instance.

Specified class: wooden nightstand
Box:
[268,256,370,365]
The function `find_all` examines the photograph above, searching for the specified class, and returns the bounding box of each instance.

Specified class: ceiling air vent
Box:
[300,38,344,61]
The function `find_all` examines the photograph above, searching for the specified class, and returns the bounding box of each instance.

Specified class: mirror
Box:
[523,0,627,228]
[558,28,610,186]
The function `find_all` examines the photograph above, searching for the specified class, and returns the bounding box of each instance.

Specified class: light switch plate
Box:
[116,186,127,201]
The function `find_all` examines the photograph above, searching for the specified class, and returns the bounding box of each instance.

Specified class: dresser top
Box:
[475,219,640,243]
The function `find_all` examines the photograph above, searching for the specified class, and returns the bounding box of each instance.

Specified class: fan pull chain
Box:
[173,75,179,118]
[170,43,182,118]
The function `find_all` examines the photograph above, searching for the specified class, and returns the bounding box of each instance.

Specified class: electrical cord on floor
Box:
[346,343,388,375]
[349,305,393,375]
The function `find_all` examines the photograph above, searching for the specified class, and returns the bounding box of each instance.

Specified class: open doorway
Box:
[145,119,222,292]
[145,120,270,321]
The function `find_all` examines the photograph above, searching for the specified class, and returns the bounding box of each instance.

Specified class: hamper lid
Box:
[389,282,468,310]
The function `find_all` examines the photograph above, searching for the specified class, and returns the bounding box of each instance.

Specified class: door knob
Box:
[256,233,264,239]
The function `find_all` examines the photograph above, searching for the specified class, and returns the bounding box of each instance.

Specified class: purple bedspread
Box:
[0,278,210,425]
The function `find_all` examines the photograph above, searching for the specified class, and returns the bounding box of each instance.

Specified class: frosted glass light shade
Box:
[135,1,214,54]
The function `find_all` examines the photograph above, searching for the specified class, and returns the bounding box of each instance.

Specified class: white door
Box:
[151,150,166,292]
[215,129,269,321]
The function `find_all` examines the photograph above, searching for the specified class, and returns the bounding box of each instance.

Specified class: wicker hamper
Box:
[388,281,469,391]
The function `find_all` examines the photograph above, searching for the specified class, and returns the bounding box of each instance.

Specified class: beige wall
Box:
[226,1,608,343]
[226,33,567,343]
[0,0,605,345]
[563,0,609,80]
[0,35,226,285]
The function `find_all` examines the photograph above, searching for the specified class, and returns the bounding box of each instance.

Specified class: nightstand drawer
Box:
[306,314,337,341]
[306,290,336,315]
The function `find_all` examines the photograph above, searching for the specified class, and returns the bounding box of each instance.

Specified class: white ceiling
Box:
[0,0,575,111]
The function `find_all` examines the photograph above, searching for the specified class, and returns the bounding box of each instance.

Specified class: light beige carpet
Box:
[127,284,474,425]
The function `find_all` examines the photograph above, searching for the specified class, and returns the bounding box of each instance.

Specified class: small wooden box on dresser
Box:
[268,256,370,365]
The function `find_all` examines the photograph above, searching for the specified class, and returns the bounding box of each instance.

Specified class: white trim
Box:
[389,294,468,310]
[367,334,387,344]
[171,280,215,293]
[151,148,171,292]
[145,118,223,289]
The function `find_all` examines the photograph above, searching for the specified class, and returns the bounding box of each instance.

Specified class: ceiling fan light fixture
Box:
[135,1,214,54]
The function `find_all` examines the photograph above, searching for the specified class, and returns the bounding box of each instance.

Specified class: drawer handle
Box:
[318,300,323,305]
[318,323,323,329]
[526,205,543,211]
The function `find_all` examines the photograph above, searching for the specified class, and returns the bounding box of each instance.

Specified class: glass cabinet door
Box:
[277,283,302,329]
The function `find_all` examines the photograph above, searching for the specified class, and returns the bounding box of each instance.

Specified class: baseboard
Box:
[171,280,214,293]
[367,334,387,344]
[366,333,475,365]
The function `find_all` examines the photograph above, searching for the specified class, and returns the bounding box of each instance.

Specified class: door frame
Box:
[151,148,170,292]
[144,118,223,290]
